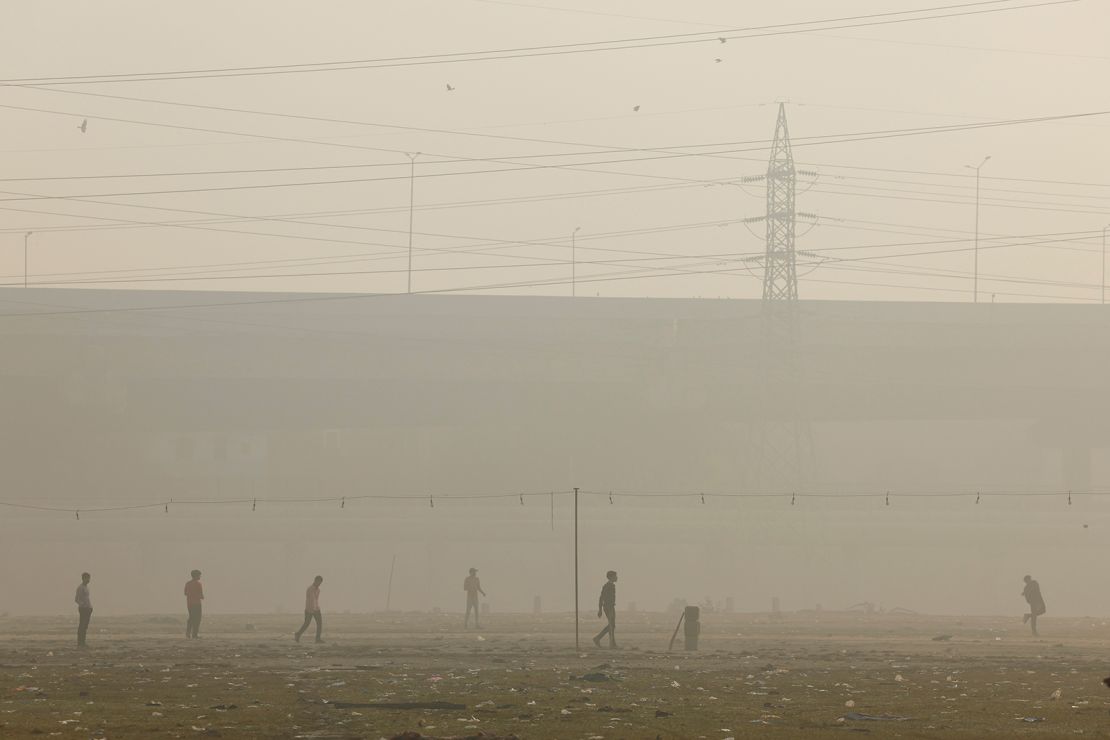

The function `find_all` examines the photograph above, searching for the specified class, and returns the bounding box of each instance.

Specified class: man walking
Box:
[463,568,486,628]
[184,570,204,639]
[75,572,92,648]
[1022,574,1046,636]
[295,575,324,643]
[593,570,618,649]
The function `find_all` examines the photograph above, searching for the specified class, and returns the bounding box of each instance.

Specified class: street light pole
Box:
[23,231,31,288]
[571,226,581,298]
[406,153,420,295]
[964,156,990,303]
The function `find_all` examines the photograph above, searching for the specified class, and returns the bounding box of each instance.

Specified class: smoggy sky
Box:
[0,0,1107,302]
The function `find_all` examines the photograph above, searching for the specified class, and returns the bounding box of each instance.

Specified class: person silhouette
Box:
[1022,574,1046,636]
[593,570,618,649]
[463,568,486,628]
[295,576,324,643]
[74,572,92,647]
[184,570,204,639]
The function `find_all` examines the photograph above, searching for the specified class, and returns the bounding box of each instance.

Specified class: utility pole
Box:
[385,554,396,613]
[573,486,579,652]
[571,226,581,297]
[406,153,420,294]
[965,156,991,303]
[23,231,31,288]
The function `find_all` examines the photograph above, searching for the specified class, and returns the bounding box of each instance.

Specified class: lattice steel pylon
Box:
[753,103,815,492]
[762,103,798,301]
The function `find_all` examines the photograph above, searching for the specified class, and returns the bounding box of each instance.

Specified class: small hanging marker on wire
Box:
[700,492,706,504]
[791,491,796,506]
[975,491,980,505]
[75,510,80,520]
[1068,490,1072,506]
[340,496,345,509]
[429,494,434,508]
[885,491,890,506]
[252,498,256,511]
[519,493,524,505]
[609,491,614,505]
[164,502,169,513]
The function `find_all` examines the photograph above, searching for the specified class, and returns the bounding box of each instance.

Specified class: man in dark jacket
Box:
[592,570,618,649]
[1022,574,1046,636]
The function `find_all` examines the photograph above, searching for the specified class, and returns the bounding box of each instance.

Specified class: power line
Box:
[1,485,1104,518]
[1,107,1104,203]
[18,85,1110,192]
[0,1,1070,85]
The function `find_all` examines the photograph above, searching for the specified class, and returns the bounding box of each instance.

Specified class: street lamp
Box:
[23,231,32,288]
[406,153,420,295]
[964,155,991,303]
[571,226,581,297]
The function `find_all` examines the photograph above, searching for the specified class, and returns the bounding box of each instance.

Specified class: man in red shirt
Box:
[295,575,324,643]
[184,570,204,639]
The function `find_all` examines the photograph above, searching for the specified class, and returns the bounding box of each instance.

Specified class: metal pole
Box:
[571,227,580,298]
[574,486,579,651]
[406,153,419,294]
[1102,225,1108,306]
[23,231,31,288]
[973,168,979,304]
[385,554,397,612]
[965,156,989,304]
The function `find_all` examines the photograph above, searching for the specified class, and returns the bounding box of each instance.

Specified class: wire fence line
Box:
[0,486,1105,518]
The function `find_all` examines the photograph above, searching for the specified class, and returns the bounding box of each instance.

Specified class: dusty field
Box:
[1,611,1109,739]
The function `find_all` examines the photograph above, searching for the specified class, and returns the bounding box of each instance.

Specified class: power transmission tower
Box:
[763,103,798,301]
[751,103,815,491]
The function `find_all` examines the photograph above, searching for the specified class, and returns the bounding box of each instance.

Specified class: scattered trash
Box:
[1050,689,1062,700]
[844,700,855,708]
[1018,716,1046,723]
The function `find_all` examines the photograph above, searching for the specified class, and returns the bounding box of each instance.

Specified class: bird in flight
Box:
[446,83,455,92]
[632,105,640,112]
[718,37,727,44]
[77,119,88,133]
[715,58,722,63]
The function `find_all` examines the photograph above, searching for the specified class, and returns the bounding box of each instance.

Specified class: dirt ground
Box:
[1,611,1109,739]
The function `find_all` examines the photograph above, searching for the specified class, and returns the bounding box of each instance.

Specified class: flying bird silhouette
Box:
[632,105,640,112]
[78,119,87,133]
[718,37,727,43]
[715,58,722,63]
[446,83,455,92]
